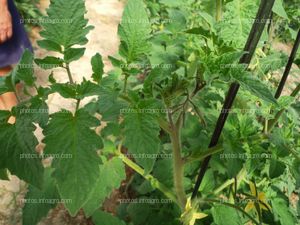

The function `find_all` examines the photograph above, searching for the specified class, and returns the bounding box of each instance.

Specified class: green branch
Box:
[65,63,74,84]
[168,111,187,209]
[216,0,223,22]
[115,151,179,206]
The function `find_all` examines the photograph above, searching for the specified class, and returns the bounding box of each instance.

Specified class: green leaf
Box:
[199,169,215,194]
[51,83,77,99]
[123,103,161,173]
[83,157,126,216]
[35,56,64,70]
[91,53,104,83]
[291,161,300,188]
[43,109,103,215]
[118,0,151,62]
[165,9,187,33]
[223,137,244,178]
[269,128,291,157]
[48,73,56,84]
[40,0,93,49]
[92,210,126,225]
[217,0,258,48]
[29,97,49,129]
[153,159,173,188]
[272,198,296,225]
[212,205,243,225]
[0,75,14,95]
[269,159,285,179]
[0,169,9,180]
[258,51,288,75]
[185,27,211,38]
[108,56,125,68]
[159,0,184,7]
[0,112,44,188]
[64,48,86,63]
[0,110,11,123]
[76,80,101,99]
[51,80,101,100]
[22,168,60,225]
[273,0,288,19]
[96,88,128,121]
[37,39,62,53]
[14,49,35,86]
[233,72,277,104]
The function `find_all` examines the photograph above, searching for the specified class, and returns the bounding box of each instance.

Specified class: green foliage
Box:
[91,53,104,83]
[123,101,161,173]
[39,0,93,50]
[22,168,60,225]
[0,112,44,189]
[118,0,151,62]
[43,109,103,215]
[272,197,296,225]
[15,0,42,29]
[92,210,126,225]
[211,205,243,225]
[83,157,126,216]
[217,0,258,48]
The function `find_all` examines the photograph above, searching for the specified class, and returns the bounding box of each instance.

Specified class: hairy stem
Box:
[123,74,129,93]
[291,83,300,97]
[65,63,74,84]
[216,0,223,22]
[116,151,179,206]
[168,111,187,209]
[184,144,223,164]
[170,129,187,209]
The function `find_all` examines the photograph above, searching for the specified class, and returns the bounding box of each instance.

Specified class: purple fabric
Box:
[0,0,33,68]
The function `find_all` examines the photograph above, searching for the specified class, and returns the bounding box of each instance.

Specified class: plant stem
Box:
[123,74,129,93]
[157,117,172,134]
[185,133,268,165]
[184,144,223,164]
[168,111,187,209]
[75,99,81,111]
[116,151,179,206]
[216,0,223,22]
[65,63,74,84]
[291,83,300,97]
[170,129,187,209]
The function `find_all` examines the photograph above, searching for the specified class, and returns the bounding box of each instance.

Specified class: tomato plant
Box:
[0,0,299,224]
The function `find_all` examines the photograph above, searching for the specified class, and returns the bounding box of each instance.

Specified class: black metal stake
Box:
[274,29,300,99]
[191,0,276,199]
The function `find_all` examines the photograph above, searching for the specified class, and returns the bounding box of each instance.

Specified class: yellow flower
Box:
[245,182,271,213]
[180,198,208,225]
[159,24,164,31]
